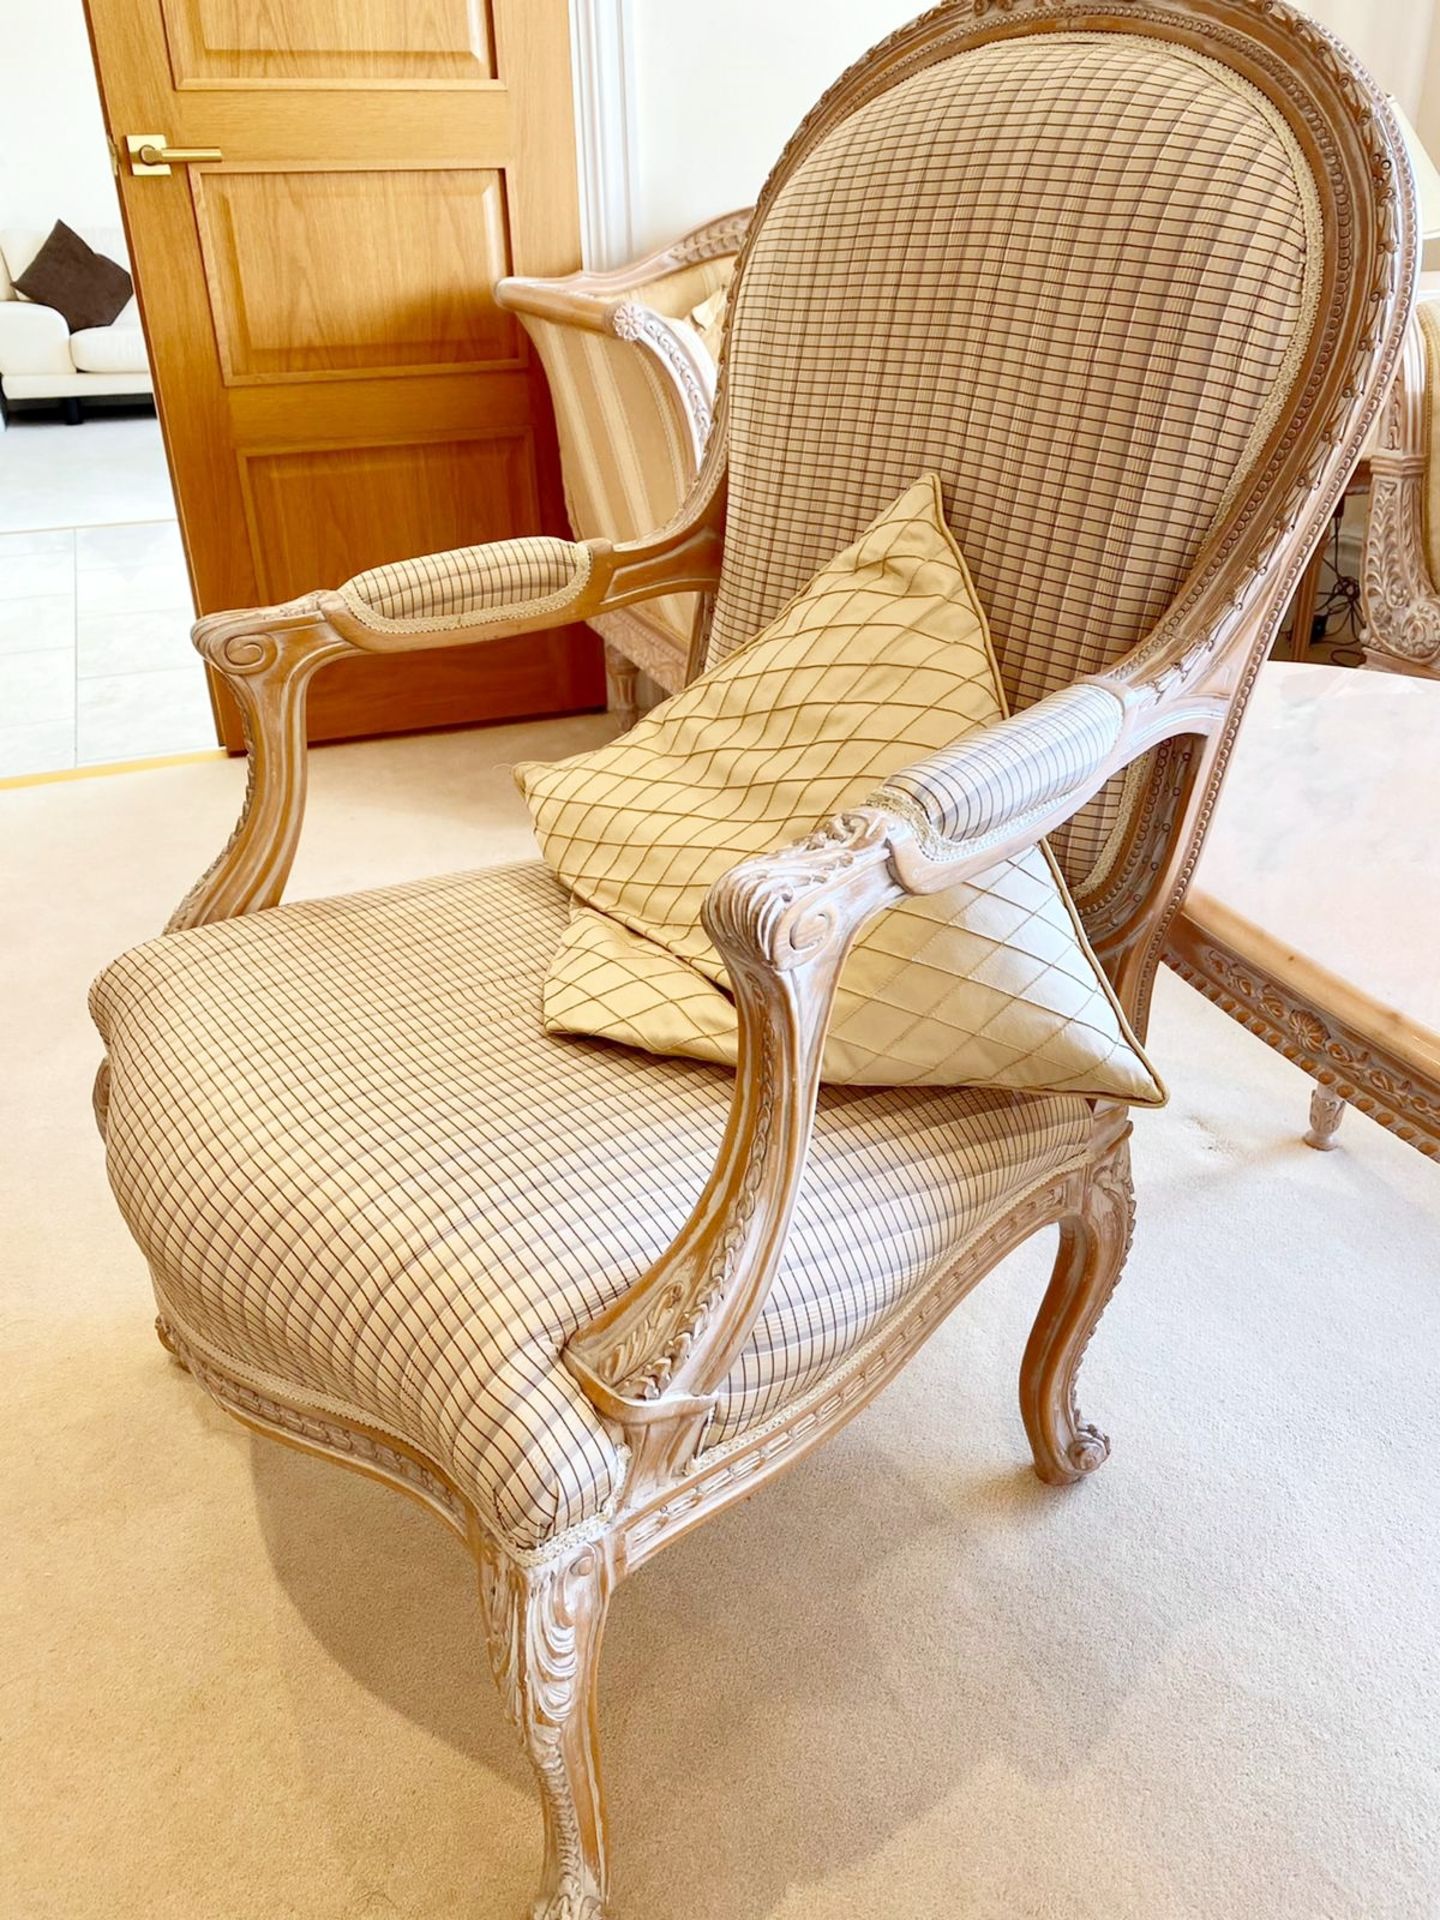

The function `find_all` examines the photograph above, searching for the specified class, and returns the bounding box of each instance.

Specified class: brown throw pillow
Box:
[14,221,133,333]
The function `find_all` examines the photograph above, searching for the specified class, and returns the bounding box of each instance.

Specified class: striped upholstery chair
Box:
[1363,296,1440,679]
[498,213,748,725]
[89,4,1412,1914]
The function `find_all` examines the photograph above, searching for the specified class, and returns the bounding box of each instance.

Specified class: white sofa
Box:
[0,225,152,420]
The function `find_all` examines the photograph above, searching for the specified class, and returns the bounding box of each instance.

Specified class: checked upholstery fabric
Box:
[339,533,590,635]
[90,864,1092,1549]
[707,33,1320,895]
[519,478,1163,1101]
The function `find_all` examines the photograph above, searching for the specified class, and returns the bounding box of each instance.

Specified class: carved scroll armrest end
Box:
[701,807,904,975]
[169,596,353,933]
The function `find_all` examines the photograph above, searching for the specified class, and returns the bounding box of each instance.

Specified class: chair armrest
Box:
[0,300,73,376]
[563,672,1225,1503]
[496,208,751,328]
[334,533,594,637]
[873,682,1126,853]
[169,512,723,932]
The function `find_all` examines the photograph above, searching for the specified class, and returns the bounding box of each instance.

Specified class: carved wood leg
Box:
[477,1535,613,1920]
[603,642,640,734]
[1021,1135,1135,1485]
[1305,1084,1347,1151]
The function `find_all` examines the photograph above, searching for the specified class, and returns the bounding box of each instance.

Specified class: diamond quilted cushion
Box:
[516,476,1163,1102]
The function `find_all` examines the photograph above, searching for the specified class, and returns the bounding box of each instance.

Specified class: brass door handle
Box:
[127,134,223,177]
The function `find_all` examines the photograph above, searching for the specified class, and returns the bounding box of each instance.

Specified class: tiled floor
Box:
[0,415,216,778]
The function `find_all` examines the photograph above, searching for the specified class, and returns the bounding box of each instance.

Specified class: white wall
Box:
[627,0,914,250]
[0,0,118,233]
[622,0,1439,253]
[1302,1,1432,116]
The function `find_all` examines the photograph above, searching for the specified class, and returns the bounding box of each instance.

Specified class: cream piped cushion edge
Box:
[516,476,1164,1104]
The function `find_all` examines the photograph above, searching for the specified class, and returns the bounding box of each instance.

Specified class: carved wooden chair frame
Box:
[1362,303,1440,677]
[99,4,1414,1915]
[497,210,750,725]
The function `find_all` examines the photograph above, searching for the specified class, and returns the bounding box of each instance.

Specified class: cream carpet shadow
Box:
[2,718,1437,1920]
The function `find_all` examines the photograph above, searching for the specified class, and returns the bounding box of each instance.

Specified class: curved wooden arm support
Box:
[169,601,352,931]
[325,513,724,655]
[565,679,1228,1504]
[1362,314,1440,675]
[564,809,906,1495]
[170,513,725,933]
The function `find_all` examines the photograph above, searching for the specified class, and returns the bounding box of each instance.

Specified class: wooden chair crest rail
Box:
[90,4,1415,1915]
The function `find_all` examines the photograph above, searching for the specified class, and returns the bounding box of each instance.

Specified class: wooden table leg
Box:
[1304,1084,1347,1151]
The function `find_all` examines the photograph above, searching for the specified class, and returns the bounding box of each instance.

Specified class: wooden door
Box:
[82,0,603,747]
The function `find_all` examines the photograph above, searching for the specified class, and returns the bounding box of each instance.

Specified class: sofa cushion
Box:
[13,221,133,333]
[70,325,149,375]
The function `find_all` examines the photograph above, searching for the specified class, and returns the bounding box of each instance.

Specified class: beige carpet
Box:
[3,719,1438,1920]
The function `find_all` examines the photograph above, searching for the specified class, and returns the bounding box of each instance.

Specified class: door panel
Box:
[160,0,497,85]
[83,0,600,748]
[240,432,538,601]
[193,165,519,380]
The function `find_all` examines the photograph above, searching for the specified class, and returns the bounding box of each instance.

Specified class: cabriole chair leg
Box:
[1021,1134,1135,1485]
[478,1536,614,1920]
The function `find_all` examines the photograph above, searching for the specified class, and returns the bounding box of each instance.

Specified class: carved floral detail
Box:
[611,303,713,455]
[1060,1138,1135,1476]
[705,809,895,970]
[602,1022,779,1401]
[1363,465,1440,668]
[477,1540,608,1920]
[667,209,750,265]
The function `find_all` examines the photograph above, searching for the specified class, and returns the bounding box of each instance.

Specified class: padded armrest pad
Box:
[872,682,1126,850]
[337,534,592,635]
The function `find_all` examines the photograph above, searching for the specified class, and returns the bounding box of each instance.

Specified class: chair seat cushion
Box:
[91,863,1092,1551]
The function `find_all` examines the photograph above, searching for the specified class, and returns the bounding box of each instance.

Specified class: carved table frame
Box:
[1168,304,1440,1163]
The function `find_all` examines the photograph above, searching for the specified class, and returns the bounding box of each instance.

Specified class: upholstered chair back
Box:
[703,11,1327,899]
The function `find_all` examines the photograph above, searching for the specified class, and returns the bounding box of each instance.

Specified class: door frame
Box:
[569,0,638,270]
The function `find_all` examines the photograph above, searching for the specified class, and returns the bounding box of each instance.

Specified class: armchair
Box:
[1362,297,1440,677]
[496,212,748,725]
[89,5,1412,1917]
